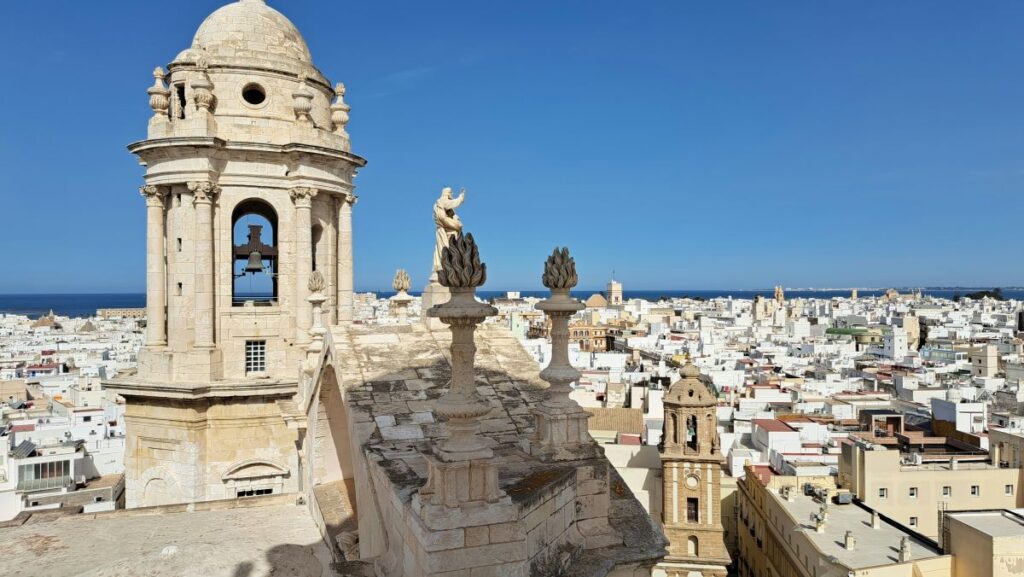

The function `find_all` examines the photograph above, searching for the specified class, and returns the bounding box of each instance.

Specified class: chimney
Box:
[871,510,881,529]
[899,536,912,563]
[844,530,856,550]
[950,457,958,470]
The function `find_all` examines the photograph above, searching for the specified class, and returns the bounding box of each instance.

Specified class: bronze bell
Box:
[244,250,265,274]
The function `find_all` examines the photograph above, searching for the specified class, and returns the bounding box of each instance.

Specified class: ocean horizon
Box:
[1,288,1020,319]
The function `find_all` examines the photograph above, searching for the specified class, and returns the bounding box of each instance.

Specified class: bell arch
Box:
[231,198,278,305]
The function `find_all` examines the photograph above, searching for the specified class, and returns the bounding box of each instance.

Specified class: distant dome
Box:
[190,0,314,71]
[680,362,700,379]
[665,363,716,407]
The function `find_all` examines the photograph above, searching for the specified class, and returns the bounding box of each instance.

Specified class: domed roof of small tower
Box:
[665,362,716,407]
[185,0,319,77]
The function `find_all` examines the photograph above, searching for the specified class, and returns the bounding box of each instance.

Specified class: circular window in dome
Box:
[242,83,267,106]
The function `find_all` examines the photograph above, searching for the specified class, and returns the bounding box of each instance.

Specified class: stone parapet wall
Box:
[318,323,666,576]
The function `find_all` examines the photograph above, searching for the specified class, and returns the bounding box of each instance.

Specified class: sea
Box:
[1,289,1021,319]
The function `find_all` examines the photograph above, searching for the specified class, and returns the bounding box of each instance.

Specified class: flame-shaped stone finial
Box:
[542,247,577,291]
[308,270,326,294]
[438,232,486,289]
[392,269,411,292]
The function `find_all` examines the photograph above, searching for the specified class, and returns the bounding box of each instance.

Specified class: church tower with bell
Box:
[108,0,366,508]
[659,363,731,577]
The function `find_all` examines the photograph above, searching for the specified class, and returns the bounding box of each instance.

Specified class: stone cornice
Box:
[127,137,367,167]
[104,377,298,400]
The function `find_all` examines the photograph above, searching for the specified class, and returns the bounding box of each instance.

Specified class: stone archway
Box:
[139,466,180,508]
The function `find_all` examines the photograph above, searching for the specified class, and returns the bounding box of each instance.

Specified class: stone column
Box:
[291,187,318,343]
[337,193,355,324]
[527,247,600,461]
[141,185,167,347]
[188,181,219,348]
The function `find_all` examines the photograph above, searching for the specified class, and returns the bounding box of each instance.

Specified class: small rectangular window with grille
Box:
[245,340,266,374]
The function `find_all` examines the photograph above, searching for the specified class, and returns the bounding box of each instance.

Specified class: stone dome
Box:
[190,0,315,72]
[665,363,716,407]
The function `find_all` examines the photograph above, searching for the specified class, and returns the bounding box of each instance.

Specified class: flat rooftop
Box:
[0,499,335,577]
[948,509,1024,538]
[771,488,942,569]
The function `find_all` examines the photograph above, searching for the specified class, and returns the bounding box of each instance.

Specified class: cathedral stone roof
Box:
[665,362,716,407]
[187,0,317,75]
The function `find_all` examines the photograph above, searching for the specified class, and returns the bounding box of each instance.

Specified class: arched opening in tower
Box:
[231,199,278,305]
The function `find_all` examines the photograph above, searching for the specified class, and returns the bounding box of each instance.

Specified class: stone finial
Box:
[392,269,411,293]
[308,270,326,294]
[541,247,578,291]
[147,67,170,118]
[331,82,351,137]
[293,74,314,126]
[437,232,486,289]
[190,66,215,113]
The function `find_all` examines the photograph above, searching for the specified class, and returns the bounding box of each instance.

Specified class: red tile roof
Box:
[753,419,797,433]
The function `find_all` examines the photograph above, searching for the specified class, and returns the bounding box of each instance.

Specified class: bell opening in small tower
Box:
[686,414,698,452]
[232,199,278,306]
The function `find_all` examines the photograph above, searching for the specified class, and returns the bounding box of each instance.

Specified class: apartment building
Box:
[839,437,1019,539]
[737,465,951,577]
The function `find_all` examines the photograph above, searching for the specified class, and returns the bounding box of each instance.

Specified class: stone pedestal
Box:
[525,404,602,462]
[524,283,599,462]
[421,281,449,330]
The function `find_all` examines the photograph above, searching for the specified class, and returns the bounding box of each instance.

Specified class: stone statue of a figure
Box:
[431,186,465,280]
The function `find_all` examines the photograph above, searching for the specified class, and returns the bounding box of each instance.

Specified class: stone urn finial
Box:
[293,74,314,126]
[190,65,215,114]
[331,82,351,139]
[147,67,170,119]
[437,232,486,289]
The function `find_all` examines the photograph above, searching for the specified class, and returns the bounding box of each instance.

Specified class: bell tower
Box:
[659,363,730,577]
[108,0,366,508]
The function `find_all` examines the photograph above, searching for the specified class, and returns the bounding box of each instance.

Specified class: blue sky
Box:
[1,1,1022,293]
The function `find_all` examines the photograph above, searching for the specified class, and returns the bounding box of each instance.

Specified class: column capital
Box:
[139,185,166,207]
[345,193,358,206]
[187,181,221,204]
[290,186,318,208]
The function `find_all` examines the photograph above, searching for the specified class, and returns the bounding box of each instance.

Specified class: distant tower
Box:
[108,0,366,508]
[607,275,623,306]
[851,288,858,300]
[774,285,785,306]
[659,363,730,577]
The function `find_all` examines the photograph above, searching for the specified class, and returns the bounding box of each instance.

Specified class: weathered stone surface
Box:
[0,500,334,577]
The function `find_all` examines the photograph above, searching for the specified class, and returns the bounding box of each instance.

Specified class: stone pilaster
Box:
[141,185,167,347]
[337,193,355,323]
[291,187,317,343]
[188,181,219,348]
